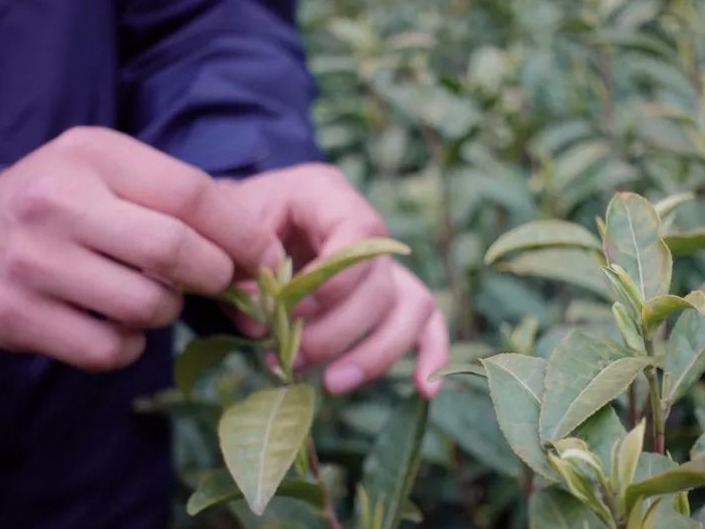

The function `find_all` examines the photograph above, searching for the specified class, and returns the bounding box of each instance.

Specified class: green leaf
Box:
[528,487,603,529]
[278,238,410,309]
[573,406,626,469]
[654,192,695,220]
[691,434,705,460]
[431,386,521,478]
[643,502,703,529]
[186,468,324,516]
[360,394,428,529]
[498,248,611,298]
[626,457,705,514]
[484,220,602,264]
[603,192,672,301]
[218,385,316,515]
[665,231,705,256]
[617,421,646,500]
[540,332,654,442]
[482,354,556,480]
[175,335,261,398]
[642,291,705,334]
[547,453,611,521]
[612,302,644,351]
[664,309,705,405]
[428,362,485,382]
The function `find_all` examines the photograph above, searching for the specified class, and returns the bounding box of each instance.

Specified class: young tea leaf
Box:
[617,420,646,501]
[360,394,428,529]
[482,354,556,480]
[279,238,410,309]
[484,220,602,264]
[541,332,654,442]
[428,362,485,382]
[625,457,705,514]
[642,291,705,334]
[603,192,672,301]
[218,384,316,515]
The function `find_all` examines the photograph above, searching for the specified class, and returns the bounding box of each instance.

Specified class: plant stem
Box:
[643,337,665,454]
[308,437,344,529]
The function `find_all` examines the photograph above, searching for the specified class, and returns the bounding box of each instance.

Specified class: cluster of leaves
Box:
[164,239,429,529]
[437,192,705,528]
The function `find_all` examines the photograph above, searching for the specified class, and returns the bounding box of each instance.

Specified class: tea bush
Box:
[160,1,705,528]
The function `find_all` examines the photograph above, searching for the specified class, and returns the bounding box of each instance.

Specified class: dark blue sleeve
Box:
[118,0,323,178]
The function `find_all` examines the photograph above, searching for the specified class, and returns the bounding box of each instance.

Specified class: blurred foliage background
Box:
[167,1,705,528]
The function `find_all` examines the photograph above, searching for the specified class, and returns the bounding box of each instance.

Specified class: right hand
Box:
[0,127,281,370]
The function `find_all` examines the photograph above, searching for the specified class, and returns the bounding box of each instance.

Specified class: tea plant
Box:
[437,192,705,528]
[174,238,428,529]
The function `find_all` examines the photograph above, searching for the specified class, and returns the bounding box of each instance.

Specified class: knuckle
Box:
[82,332,127,371]
[359,209,388,237]
[143,221,188,276]
[115,285,167,326]
[3,238,41,286]
[52,126,110,154]
[8,173,66,223]
[166,170,210,218]
[0,292,24,337]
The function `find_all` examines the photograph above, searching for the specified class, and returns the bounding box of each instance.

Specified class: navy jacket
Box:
[0,1,321,527]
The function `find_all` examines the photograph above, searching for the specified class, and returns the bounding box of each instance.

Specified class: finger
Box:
[0,287,146,371]
[8,239,183,328]
[323,267,434,394]
[414,309,449,398]
[298,258,395,366]
[77,195,234,294]
[306,216,388,309]
[48,127,283,273]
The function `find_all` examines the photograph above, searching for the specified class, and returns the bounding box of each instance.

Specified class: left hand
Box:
[217,163,449,398]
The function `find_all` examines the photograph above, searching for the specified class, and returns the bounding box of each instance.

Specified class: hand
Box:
[0,127,281,370]
[222,163,449,398]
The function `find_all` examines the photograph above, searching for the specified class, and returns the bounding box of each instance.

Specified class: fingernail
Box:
[262,242,284,270]
[423,379,443,399]
[325,365,364,394]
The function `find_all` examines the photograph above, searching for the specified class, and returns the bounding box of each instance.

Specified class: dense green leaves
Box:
[483,354,555,479]
[540,332,653,441]
[218,385,316,515]
[603,192,672,301]
[359,395,428,529]
[528,488,602,529]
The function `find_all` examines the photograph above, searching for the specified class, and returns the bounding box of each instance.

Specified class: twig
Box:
[308,437,344,529]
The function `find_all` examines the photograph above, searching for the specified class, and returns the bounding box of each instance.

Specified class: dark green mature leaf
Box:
[230,497,326,529]
[666,231,705,256]
[360,394,428,529]
[278,238,410,309]
[186,468,324,516]
[664,309,705,405]
[528,488,602,529]
[643,502,703,529]
[541,332,654,442]
[625,457,705,514]
[483,354,555,480]
[498,248,611,298]
[218,385,316,515]
[431,386,521,478]
[484,220,602,264]
[175,335,262,398]
[603,192,672,301]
